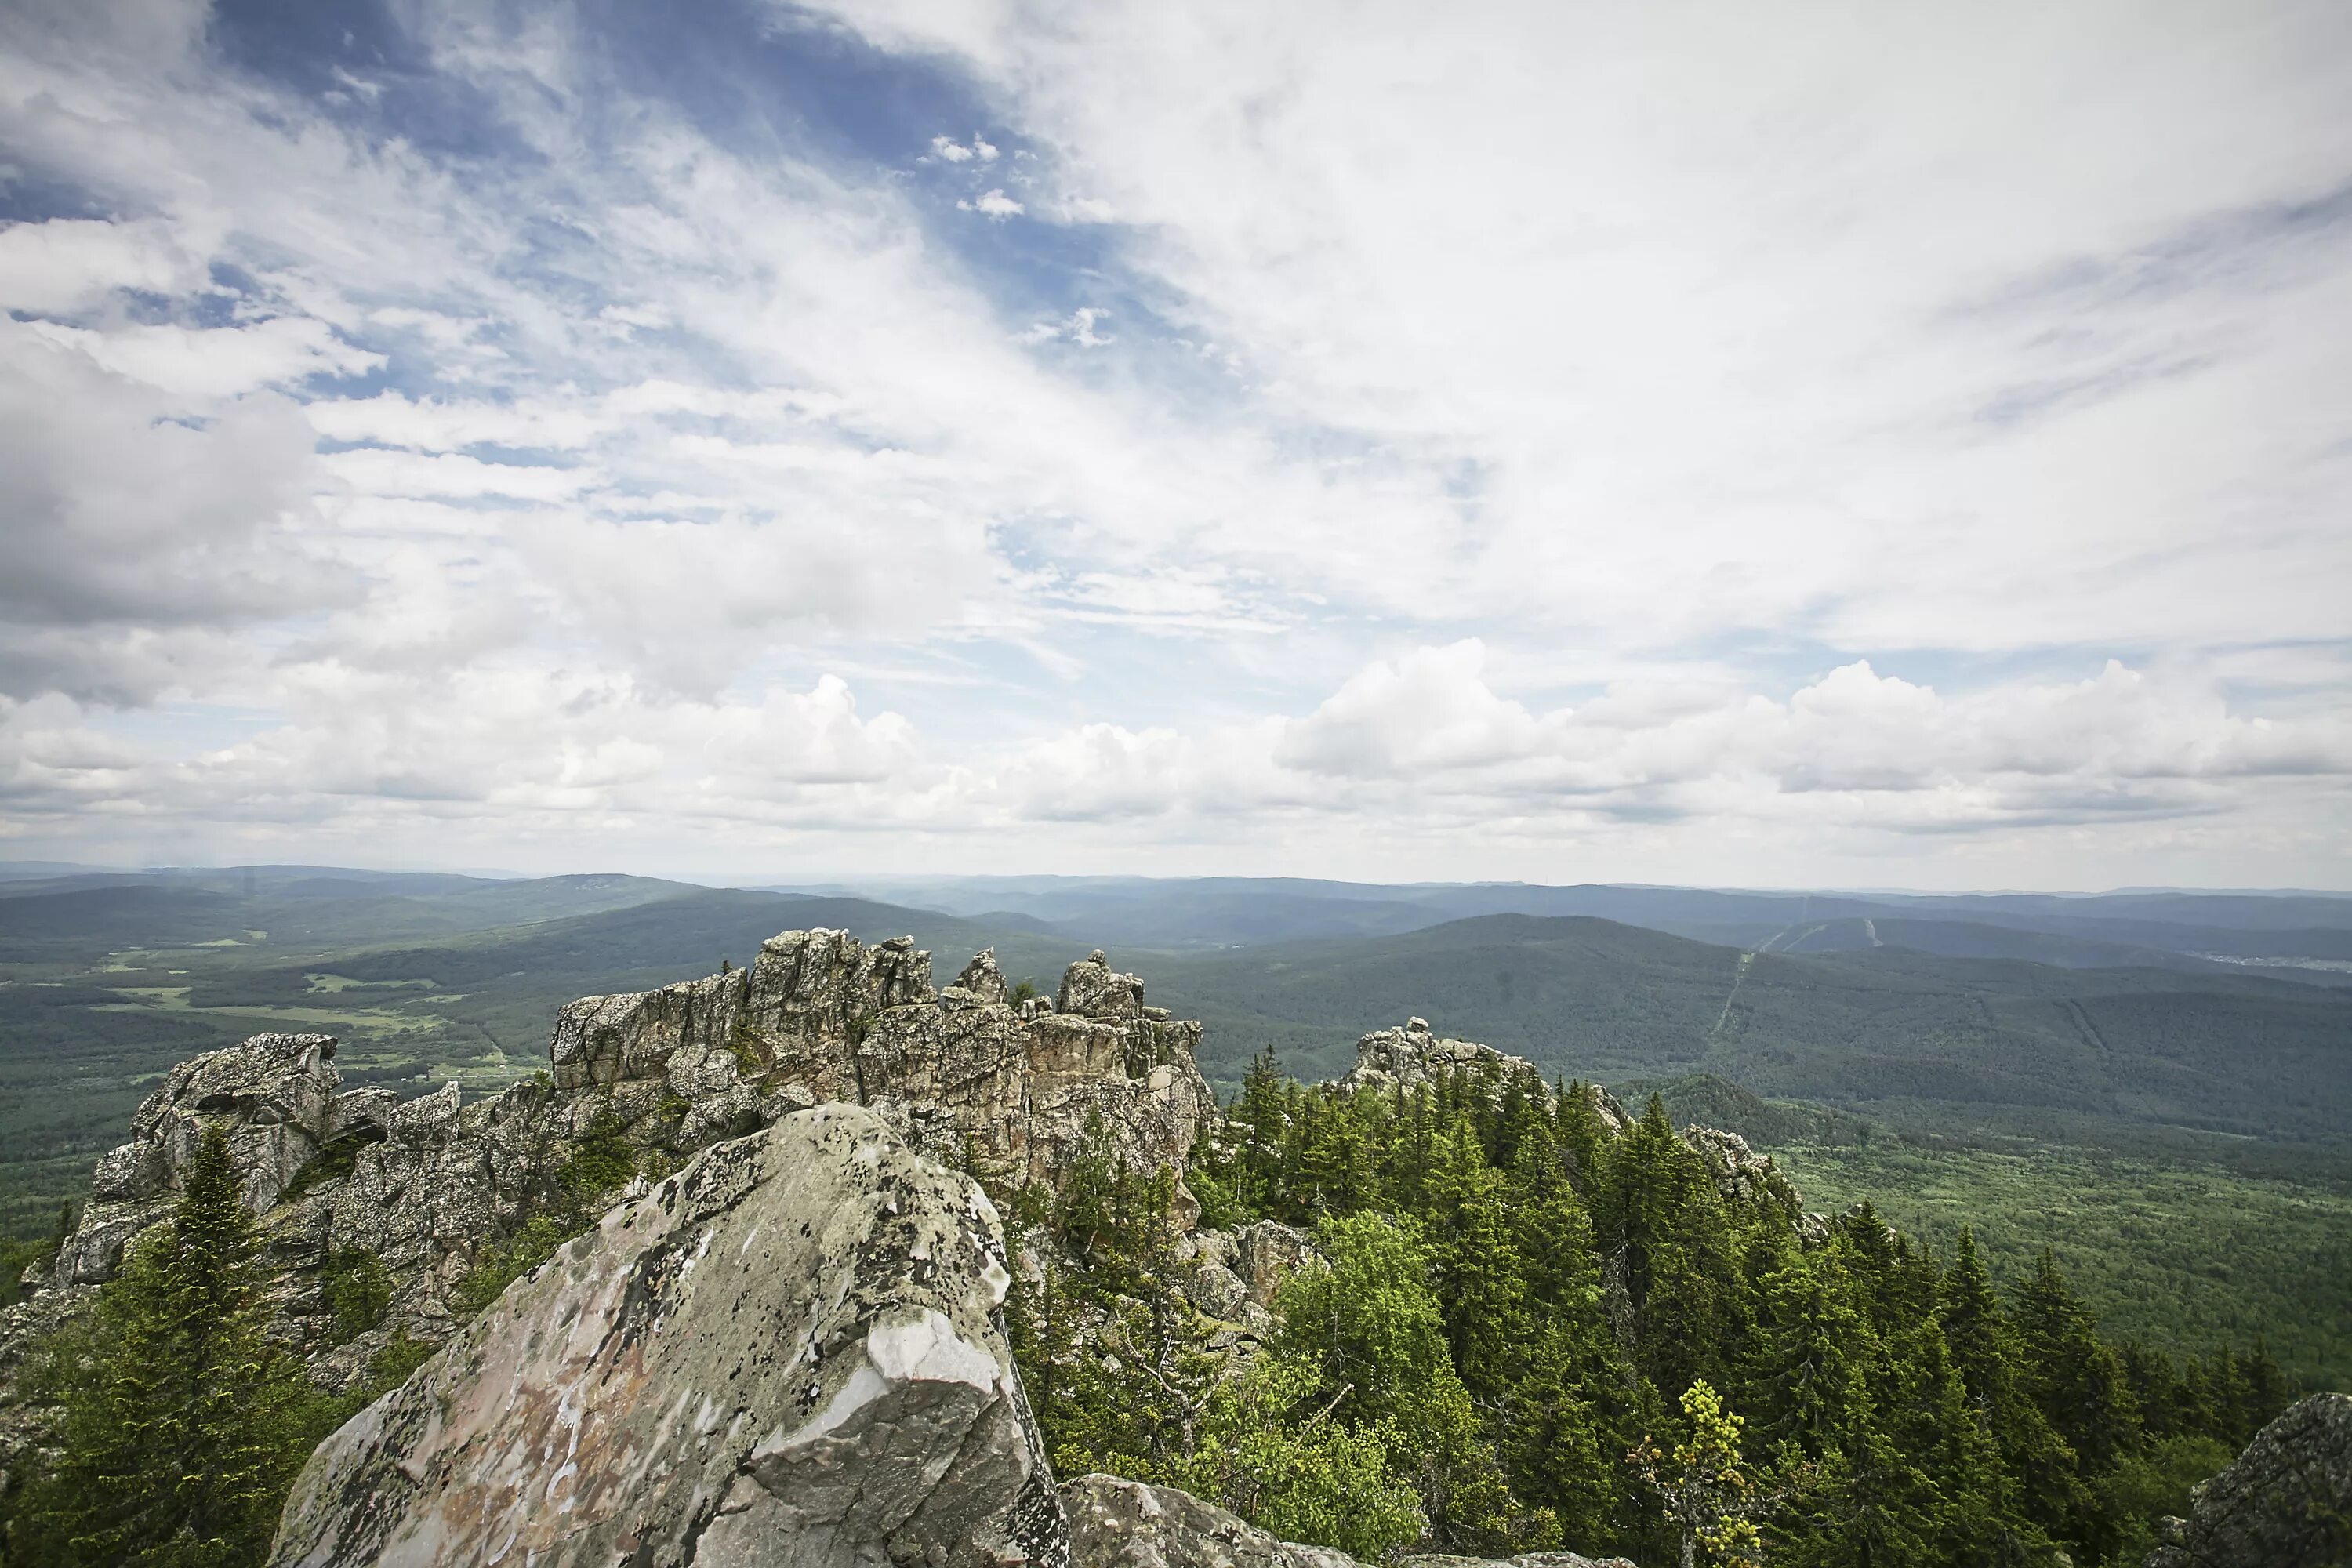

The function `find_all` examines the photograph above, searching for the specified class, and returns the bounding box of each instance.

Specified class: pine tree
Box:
[17,1125,332,1568]
[1632,1379,1767,1568]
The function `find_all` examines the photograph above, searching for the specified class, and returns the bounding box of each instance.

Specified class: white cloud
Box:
[1,0,2346,885]
[958,188,1023,219]
[0,216,209,313]
[0,321,344,697]
[24,317,383,398]
[307,391,609,452]
[321,448,600,504]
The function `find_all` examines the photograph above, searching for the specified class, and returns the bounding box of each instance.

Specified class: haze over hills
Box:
[770,873,2352,982]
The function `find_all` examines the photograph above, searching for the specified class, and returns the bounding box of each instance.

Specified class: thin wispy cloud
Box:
[0,0,2345,886]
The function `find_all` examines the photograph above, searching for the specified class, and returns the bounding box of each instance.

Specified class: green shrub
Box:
[318,1248,394,1341]
[363,1331,436,1395]
[449,1216,570,1319]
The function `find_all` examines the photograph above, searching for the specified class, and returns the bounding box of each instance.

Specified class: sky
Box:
[1,0,2348,889]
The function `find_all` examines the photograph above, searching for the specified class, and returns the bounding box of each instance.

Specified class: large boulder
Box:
[269,1103,1068,1568]
[2145,1392,2352,1568]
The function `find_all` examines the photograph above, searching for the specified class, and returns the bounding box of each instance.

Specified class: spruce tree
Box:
[1938,1229,2087,1555]
[1425,1110,1527,1398]
[1739,1248,1874,1458]
[18,1124,329,1568]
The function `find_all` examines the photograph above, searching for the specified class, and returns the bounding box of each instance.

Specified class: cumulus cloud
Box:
[958,188,1023,218]
[1,0,2346,884]
[1020,307,1114,347]
[928,134,998,164]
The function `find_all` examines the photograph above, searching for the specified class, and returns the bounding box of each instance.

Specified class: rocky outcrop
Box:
[27,931,1218,1382]
[270,1104,1067,1568]
[2145,1392,2352,1568]
[1335,1020,1630,1143]
[546,931,1215,1198]
[1341,1018,1541,1094]
[1334,1020,1803,1227]
[54,1033,348,1284]
[1058,1474,1636,1568]
[1682,1126,1802,1218]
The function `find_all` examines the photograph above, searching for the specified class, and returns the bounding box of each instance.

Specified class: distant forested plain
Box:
[2,866,2346,1387]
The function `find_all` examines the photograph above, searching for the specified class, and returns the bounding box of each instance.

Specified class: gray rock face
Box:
[957,947,1010,1004]
[32,928,1219,1384]
[2144,1392,2352,1568]
[1061,1473,1355,1568]
[546,931,1215,1198]
[1399,1555,1636,1568]
[270,1105,1068,1568]
[1235,1220,1320,1309]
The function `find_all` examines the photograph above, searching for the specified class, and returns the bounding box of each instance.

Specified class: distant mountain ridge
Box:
[769,873,2352,982]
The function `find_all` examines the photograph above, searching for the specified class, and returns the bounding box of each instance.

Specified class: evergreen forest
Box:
[1004,1052,2299,1567]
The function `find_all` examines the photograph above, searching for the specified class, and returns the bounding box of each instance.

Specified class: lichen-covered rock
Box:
[29,929,1222,1410]
[1186,1261,1250,1322]
[541,931,1215,1199]
[1058,950,1145,1021]
[1061,1473,1355,1568]
[1682,1126,1802,1218]
[956,947,1010,1004]
[1236,1220,1320,1308]
[2143,1392,2352,1568]
[269,1105,1069,1568]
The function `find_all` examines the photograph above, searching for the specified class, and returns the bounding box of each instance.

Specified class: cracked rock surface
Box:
[2143,1392,2352,1568]
[268,1104,1069,1568]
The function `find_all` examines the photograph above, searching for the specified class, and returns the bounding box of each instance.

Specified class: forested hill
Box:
[1145,913,2352,1142]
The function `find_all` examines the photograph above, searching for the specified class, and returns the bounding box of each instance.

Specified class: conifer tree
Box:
[1425,1110,1527,1396]
[1938,1228,2087,1553]
[16,1125,329,1568]
[1739,1248,1875,1458]
[1633,1379,1767,1568]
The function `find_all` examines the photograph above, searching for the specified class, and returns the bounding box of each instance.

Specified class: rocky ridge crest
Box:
[6,933,1217,1432]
